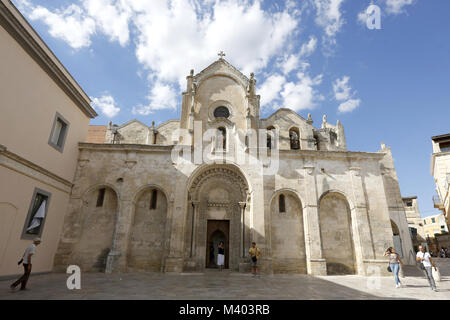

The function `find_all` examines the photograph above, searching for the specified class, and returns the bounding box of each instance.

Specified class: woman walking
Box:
[217,241,225,271]
[384,247,404,288]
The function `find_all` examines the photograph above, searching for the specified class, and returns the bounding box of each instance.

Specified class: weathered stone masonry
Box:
[54,58,414,276]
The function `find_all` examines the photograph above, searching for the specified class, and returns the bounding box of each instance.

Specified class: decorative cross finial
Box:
[218,51,226,59]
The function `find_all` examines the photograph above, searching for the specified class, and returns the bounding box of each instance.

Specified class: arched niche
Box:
[319,191,356,275]
[71,186,118,272]
[127,187,168,272]
[270,191,306,274]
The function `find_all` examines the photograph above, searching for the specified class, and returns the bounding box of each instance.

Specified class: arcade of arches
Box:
[53,162,405,276]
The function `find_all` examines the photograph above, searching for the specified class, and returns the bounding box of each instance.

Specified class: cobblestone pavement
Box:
[1,259,449,300]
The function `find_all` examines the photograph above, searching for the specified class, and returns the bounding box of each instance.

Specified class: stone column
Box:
[190,200,200,258]
[239,202,246,258]
[163,176,189,272]
[303,165,327,275]
[348,167,378,275]
[248,165,271,274]
[105,199,134,273]
[161,193,175,272]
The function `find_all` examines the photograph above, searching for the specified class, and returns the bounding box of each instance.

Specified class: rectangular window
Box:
[48,112,70,152]
[439,141,450,152]
[405,200,413,207]
[431,218,436,223]
[22,188,51,239]
[96,188,106,207]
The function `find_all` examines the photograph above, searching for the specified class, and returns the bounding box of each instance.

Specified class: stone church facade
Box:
[53,57,414,276]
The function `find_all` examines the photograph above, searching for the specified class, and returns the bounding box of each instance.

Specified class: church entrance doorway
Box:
[206,220,230,269]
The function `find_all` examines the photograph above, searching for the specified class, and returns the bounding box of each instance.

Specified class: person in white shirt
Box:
[416,245,438,292]
[10,238,41,291]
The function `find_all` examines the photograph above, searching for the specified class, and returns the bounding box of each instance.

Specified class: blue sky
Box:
[12,0,450,218]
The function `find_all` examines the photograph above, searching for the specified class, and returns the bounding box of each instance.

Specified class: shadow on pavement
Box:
[0,272,411,300]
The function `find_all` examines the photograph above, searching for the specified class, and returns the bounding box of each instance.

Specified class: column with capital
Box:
[238,201,246,258]
[302,165,327,275]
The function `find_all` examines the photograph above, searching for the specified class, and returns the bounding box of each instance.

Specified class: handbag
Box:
[387,253,395,272]
[432,267,441,282]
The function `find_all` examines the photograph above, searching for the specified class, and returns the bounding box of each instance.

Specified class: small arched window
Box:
[267,126,275,149]
[289,128,300,150]
[217,127,227,151]
[150,189,158,210]
[96,188,106,207]
[279,194,286,213]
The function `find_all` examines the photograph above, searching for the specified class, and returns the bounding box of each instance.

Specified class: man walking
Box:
[416,245,438,292]
[249,242,261,278]
[10,238,41,291]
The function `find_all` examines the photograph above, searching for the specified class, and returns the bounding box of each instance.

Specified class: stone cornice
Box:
[0,144,72,192]
[79,142,174,153]
[278,149,386,160]
[0,1,97,118]
[79,143,386,161]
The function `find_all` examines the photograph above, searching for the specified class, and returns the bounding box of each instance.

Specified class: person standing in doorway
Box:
[10,238,41,291]
[416,245,438,292]
[217,241,225,271]
[384,247,404,288]
[249,242,261,278]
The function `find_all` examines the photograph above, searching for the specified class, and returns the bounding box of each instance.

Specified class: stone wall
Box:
[127,189,168,272]
[270,192,306,274]
[319,192,356,275]
[54,186,117,272]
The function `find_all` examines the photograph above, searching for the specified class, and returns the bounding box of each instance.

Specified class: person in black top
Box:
[217,241,225,271]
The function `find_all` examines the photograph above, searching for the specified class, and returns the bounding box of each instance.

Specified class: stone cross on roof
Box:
[218,51,226,59]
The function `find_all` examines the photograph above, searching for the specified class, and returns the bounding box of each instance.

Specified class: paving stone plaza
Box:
[1,259,450,300]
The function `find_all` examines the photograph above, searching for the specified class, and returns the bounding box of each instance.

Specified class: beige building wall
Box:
[0,24,90,182]
[422,213,448,238]
[0,163,70,276]
[431,134,450,225]
[0,0,95,277]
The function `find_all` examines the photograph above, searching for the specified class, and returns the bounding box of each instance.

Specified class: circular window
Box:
[213,106,230,119]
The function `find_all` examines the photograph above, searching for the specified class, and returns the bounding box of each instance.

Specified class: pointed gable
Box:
[194,58,250,90]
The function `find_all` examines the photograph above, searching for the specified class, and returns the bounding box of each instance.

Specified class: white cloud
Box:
[280,72,324,111]
[333,76,361,113]
[338,99,361,113]
[279,54,300,75]
[357,8,368,25]
[258,74,286,107]
[92,95,120,118]
[24,0,302,113]
[82,0,133,46]
[131,0,300,88]
[300,36,318,57]
[385,0,414,15]
[29,4,95,49]
[333,76,351,101]
[132,81,177,115]
[313,0,345,41]
[278,36,316,76]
